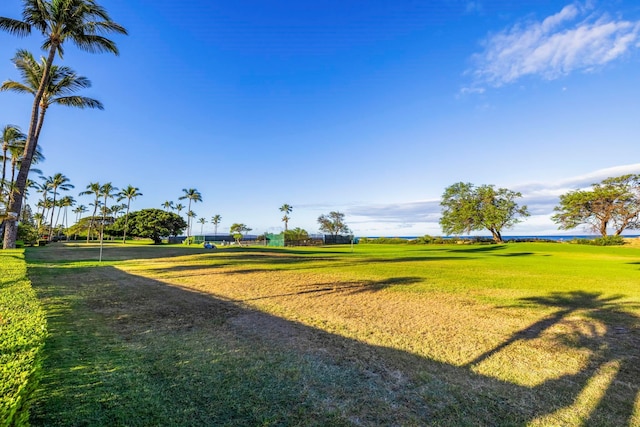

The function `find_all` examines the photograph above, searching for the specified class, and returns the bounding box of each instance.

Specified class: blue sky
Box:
[2,0,640,237]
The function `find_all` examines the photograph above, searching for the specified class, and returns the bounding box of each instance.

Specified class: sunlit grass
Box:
[27,242,640,426]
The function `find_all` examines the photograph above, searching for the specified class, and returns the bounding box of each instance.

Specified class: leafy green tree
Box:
[117,185,142,243]
[211,214,221,235]
[439,182,529,243]
[111,209,187,244]
[317,211,350,236]
[552,174,640,237]
[229,223,251,245]
[284,227,309,245]
[279,203,293,231]
[179,188,202,244]
[0,0,127,249]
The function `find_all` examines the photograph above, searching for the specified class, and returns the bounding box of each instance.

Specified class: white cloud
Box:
[467,3,640,90]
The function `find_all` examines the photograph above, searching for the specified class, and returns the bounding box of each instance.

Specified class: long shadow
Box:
[26,256,640,426]
[447,245,507,253]
[238,277,423,302]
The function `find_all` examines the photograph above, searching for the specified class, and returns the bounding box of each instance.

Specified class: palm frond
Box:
[0,17,31,36]
[53,96,104,109]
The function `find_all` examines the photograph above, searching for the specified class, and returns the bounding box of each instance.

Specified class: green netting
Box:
[266,233,284,247]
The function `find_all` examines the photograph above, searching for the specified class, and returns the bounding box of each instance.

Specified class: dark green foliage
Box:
[552,174,640,237]
[111,209,187,244]
[284,227,309,245]
[17,223,38,245]
[570,236,626,246]
[0,250,47,426]
[440,182,529,243]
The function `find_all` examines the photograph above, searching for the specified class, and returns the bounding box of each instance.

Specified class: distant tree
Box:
[211,214,221,235]
[1,125,26,206]
[174,203,185,216]
[44,173,74,240]
[161,200,174,211]
[117,185,142,243]
[317,211,350,236]
[439,182,529,243]
[552,174,640,237]
[79,182,102,242]
[284,227,309,245]
[179,188,202,244]
[279,203,293,231]
[229,223,251,245]
[198,217,207,236]
[111,209,187,244]
[98,182,118,243]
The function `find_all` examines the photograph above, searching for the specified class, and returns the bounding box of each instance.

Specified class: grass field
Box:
[25,242,640,426]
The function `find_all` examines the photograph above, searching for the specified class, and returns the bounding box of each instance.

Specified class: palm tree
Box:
[280,204,293,232]
[44,173,74,241]
[198,217,207,237]
[117,185,142,243]
[211,214,222,236]
[71,204,87,240]
[161,200,174,211]
[1,125,26,206]
[179,188,202,244]
[175,203,185,217]
[0,0,127,249]
[79,182,101,242]
[2,50,104,147]
[98,182,117,244]
[56,195,75,238]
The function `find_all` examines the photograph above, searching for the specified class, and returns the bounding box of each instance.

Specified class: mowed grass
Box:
[26,242,640,426]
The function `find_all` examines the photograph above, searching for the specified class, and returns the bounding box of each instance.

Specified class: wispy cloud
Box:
[465,3,640,90]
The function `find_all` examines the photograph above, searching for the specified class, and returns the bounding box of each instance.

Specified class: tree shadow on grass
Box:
[238,277,423,302]
[27,260,640,426]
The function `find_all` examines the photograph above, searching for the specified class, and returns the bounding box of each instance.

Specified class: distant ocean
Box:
[364,235,640,241]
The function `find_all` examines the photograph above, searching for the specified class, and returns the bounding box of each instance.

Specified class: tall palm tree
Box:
[280,204,293,232]
[179,188,202,244]
[161,200,174,211]
[73,204,87,223]
[1,125,26,206]
[211,214,222,236]
[0,0,127,249]
[98,182,117,244]
[117,185,142,243]
[56,194,75,238]
[175,203,185,217]
[79,182,101,242]
[198,217,207,237]
[44,173,74,240]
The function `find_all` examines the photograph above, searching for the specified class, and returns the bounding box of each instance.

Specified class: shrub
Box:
[0,250,47,426]
[570,236,626,246]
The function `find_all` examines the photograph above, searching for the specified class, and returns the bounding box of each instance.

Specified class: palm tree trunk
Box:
[48,192,58,241]
[122,200,131,244]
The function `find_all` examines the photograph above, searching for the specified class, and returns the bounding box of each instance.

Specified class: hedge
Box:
[0,250,47,427]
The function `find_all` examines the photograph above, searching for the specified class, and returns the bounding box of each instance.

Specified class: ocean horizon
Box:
[363,235,640,241]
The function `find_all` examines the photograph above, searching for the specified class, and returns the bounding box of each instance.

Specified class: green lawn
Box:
[26,242,640,426]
